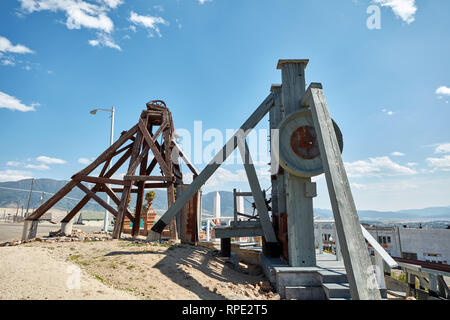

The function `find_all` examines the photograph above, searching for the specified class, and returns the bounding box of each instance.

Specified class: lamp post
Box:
[90,107,115,232]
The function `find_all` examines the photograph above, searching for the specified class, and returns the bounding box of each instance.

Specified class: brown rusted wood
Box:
[138,119,170,176]
[101,184,134,221]
[26,180,78,220]
[132,151,148,237]
[123,175,173,182]
[78,175,131,186]
[112,129,143,239]
[127,144,150,175]
[72,124,138,179]
[76,182,118,217]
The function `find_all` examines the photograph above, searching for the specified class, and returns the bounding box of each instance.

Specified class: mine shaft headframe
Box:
[147,100,168,111]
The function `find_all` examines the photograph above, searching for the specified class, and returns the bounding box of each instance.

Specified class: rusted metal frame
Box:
[72,124,138,179]
[76,182,119,217]
[60,148,134,223]
[112,130,144,239]
[138,119,171,176]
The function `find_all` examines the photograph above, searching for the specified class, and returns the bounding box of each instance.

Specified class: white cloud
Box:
[36,156,66,164]
[1,58,16,66]
[0,169,33,182]
[78,158,91,165]
[198,0,212,4]
[435,143,450,154]
[406,162,418,167]
[19,0,115,33]
[381,108,394,116]
[426,155,450,172]
[391,151,405,157]
[344,156,417,178]
[96,0,123,9]
[6,161,21,167]
[0,36,34,54]
[206,167,247,187]
[436,86,450,96]
[89,32,121,50]
[372,0,417,24]
[0,91,38,112]
[129,11,168,37]
[24,163,50,170]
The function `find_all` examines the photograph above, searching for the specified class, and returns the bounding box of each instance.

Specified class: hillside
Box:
[1,179,450,221]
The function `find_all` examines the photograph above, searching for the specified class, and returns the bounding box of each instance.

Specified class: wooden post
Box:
[278,59,316,267]
[303,83,381,300]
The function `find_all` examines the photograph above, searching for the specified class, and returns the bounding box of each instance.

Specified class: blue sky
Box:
[0,0,449,211]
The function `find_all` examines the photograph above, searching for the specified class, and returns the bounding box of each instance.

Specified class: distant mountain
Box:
[1,179,450,221]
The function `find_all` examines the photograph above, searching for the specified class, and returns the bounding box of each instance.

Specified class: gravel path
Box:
[0,246,139,300]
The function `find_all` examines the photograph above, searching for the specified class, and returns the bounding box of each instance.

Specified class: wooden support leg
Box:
[304,83,381,300]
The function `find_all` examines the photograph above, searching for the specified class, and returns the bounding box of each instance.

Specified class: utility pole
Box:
[90,106,115,232]
[25,178,35,218]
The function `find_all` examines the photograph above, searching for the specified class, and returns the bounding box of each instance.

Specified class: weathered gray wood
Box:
[237,138,277,243]
[151,91,278,234]
[307,84,381,300]
[279,60,316,267]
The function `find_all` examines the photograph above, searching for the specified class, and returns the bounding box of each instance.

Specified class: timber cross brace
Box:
[24,100,195,240]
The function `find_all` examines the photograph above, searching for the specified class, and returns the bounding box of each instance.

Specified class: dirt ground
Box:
[0,238,279,300]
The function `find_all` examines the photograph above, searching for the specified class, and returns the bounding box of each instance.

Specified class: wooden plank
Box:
[172,138,199,176]
[76,183,118,217]
[237,138,277,243]
[278,61,316,267]
[123,175,173,182]
[151,91,277,234]
[163,116,178,240]
[307,83,381,300]
[78,175,131,186]
[138,119,171,176]
[127,144,150,175]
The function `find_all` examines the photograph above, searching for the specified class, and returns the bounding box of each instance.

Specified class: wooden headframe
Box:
[26,100,190,240]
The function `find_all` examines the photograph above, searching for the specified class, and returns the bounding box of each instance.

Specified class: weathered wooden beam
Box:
[72,124,138,179]
[26,180,78,220]
[138,119,171,176]
[123,175,173,182]
[76,183,118,217]
[77,175,131,186]
[132,150,148,237]
[112,130,143,239]
[306,83,381,300]
[102,184,134,221]
[61,149,133,223]
[151,91,277,234]
[237,137,277,243]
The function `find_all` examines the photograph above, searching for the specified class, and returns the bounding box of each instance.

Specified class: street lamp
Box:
[90,106,115,232]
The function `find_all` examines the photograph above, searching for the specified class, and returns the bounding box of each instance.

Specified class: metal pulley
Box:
[275,108,343,178]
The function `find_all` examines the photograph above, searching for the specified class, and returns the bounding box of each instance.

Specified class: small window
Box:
[382,236,387,244]
[378,236,382,243]
[387,236,391,243]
